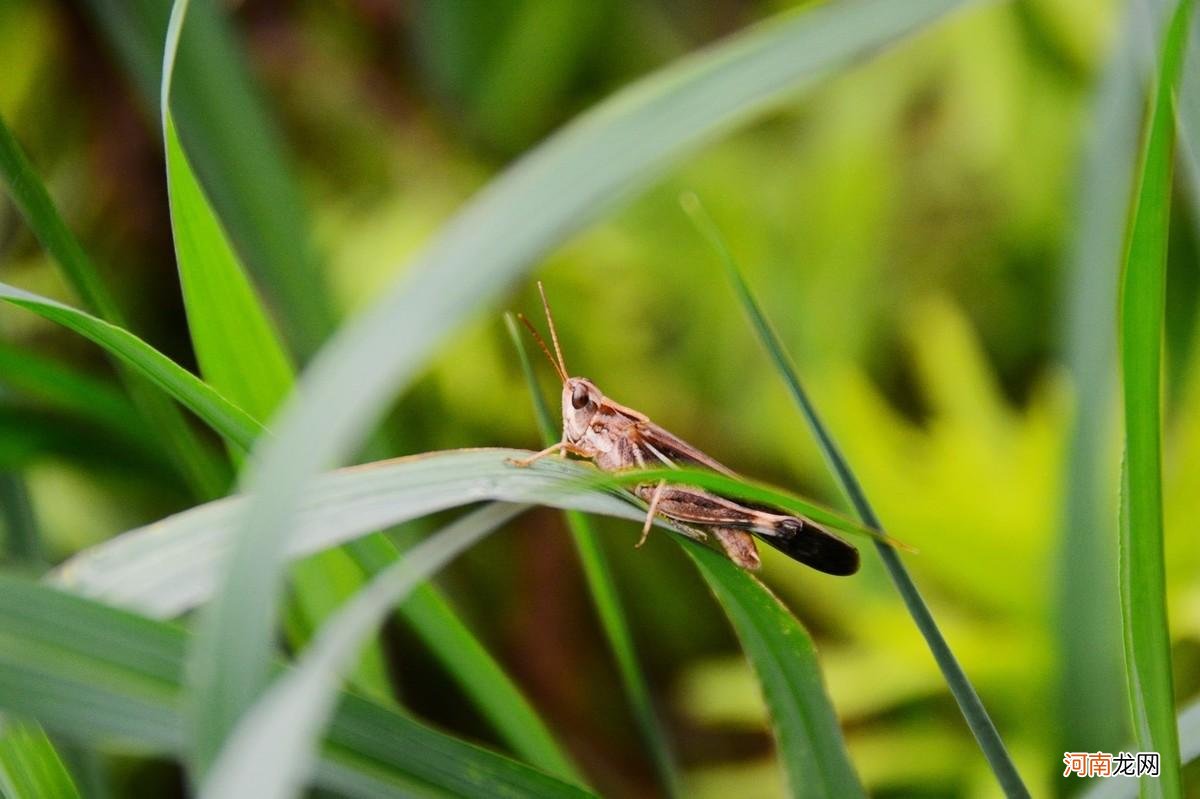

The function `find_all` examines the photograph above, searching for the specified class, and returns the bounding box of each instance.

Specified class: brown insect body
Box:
[516,286,859,577]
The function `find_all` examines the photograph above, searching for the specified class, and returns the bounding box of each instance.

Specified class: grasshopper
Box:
[510,283,859,576]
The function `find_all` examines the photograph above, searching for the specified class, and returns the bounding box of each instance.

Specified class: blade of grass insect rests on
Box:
[184,0,984,776]
[1054,0,1155,756]
[0,114,224,498]
[0,284,264,452]
[595,466,907,548]
[1118,0,1194,792]
[80,0,336,360]
[507,313,684,798]
[509,314,862,798]
[200,503,528,799]
[0,718,82,799]
[54,449,672,617]
[681,195,1030,798]
[0,578,594,799]
[683,542,864,798]
[159,0,393,705]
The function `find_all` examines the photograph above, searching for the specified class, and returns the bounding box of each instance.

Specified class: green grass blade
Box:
[1118,0,1194,793]
[1054,0,1153,755]
[161,116,294,424]
[53,449,670,616]
[200,503,529,799]
[0,718,81,799]
[342,535,583,783]
[191,0,980,773]
[0,343,146,442]
[79,0,336,360]
[507,314,684,798]
[683,543,864,798]
[681,196,1029,797]
[0,284,265,452]
[0,577,593,799]
[0,114,225,498]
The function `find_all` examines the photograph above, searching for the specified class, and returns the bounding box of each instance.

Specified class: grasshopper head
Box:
[562,377,602,443]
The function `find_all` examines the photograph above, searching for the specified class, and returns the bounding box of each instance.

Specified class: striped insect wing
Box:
[758,518,860,576]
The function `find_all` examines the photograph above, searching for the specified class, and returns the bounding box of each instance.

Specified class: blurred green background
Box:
[2,0,1199,796]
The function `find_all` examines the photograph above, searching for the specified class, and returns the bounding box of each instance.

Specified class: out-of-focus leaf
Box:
[1054,0,1154,755]
[1117,0,1194,793]
[200,503,532,799]
[0,576,594,799]
[0,718,81,799]
[0,284,264,452]
[1081,696,1200,798]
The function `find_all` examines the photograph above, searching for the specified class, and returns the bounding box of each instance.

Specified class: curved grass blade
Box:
[200,503,528,799]
[0,284,264,452]
[0,576,593,799]
[1054,0,1155,755]
[184,0,982,773]
[53,449,662,616]
[681,195,1029,797]
[507,314,684,798]
[1117,0,1195,792]
[79,0,336,360]
[0,115,224,497]
[0,718,81,799]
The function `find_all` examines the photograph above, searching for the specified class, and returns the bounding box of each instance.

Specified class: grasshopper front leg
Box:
[507,440,592,467]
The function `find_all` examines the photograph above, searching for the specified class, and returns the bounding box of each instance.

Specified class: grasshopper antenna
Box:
[536,281,569,379]
[517,312,568,383]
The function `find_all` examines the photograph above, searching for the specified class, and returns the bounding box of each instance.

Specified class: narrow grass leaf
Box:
[0,577,593,799]
[1054,0,1155,754]
[1118,0,1194,793]
[188,0,980,777]
[684,543,863,798]
[0,284,264,452]
[0,718,81,799]
[508,314,684,797]
[682,196,1029,797]
[200,503,528,799]
[0,474,42,566]
[0,114,224,497]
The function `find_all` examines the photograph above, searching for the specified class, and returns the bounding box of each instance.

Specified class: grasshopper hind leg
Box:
[712,528,761,570]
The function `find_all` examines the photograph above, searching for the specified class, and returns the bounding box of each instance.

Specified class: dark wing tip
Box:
[762,519,860,576]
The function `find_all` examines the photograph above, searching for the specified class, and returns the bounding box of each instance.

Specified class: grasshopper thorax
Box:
[562,377,602,443]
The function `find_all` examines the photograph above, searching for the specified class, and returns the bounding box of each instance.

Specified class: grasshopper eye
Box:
[571,383,590,409]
